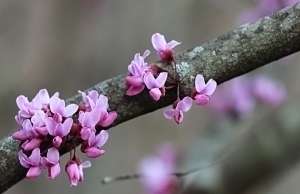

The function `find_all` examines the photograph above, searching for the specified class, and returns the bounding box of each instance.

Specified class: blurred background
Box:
[1,0,300,194]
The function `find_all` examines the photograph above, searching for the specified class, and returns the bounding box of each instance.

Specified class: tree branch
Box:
[1,3,300,193]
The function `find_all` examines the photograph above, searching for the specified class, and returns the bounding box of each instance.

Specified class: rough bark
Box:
[1,3,300,193]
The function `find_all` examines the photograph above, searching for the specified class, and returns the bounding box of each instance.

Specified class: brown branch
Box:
[1,3,300,193]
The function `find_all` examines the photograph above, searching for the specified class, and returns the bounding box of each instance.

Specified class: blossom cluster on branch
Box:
[126,33,217,124]
[13,89,116,186]
[11,33,217,186]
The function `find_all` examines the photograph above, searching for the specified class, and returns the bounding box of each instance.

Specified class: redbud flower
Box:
[252,76,287,107]
[139,144,177,194]
[209,77,255,118]
[78,109,100,140]
[49,96,78,122]
[164,97,193,124]
[84,130,109,158]
[65,159,91,186]
[144,72,168,101]
[79,90,117,128]
[126,50,151,96]
[193,74,217,105]
[45,117,73,148]
[151,33,180,62]
[42,147,61,179]
[18,148,42,179]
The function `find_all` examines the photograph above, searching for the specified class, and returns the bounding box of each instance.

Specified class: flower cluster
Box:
[126,33,217,124]
[209,75,287,119]
[13,89,116,186]
[239,0,299,24]
[139,144,178,194]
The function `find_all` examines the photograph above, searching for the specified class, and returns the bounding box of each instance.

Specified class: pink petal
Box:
[49,163,60,179]
[156,72,168,88]
[47,147,60,164]
[151,33,167,51]
[49,96,65,115]
[95,130,109,148]
[167,40,181,49]
[174,110,184,124]
[195,74,206,93]
[56,118,73,137]
[194,94,210,105]
[33,89,50,105]
[143,49,151,58]
[126,76,144,87]
[80,127,93,141]
[22,139,42,151]
[18,151,30,168]
[28,148,41,165]
[26,166,42,179]
[64,104,78,117]
[163,108,175,120]
[149,88,162,101]
[16,95,30,111]
[177,97,193,112]
[12,130,28,141]
[126,85,145,96]
[85,147,105,158]
[45,117,57,136]
[204,79,217,95]
[81,161,92,169]
[144,72,158,89]
[99,111,117,127]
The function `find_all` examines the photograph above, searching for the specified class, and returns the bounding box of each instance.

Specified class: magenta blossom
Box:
[15,89,58,123]
[126,50,151,96]
[151,33,180,62]
[144,72,168,101]
[65,159,91,186]
[49,96,78,123]
[42,147,61,179]
[252,76,287,107]
[164,97,193,124]
[83,130,109,158]
[18,148,42,179]
[139,144,177,194]
[79,90,117,128]
[193,74,217,105]
[78,109,100,140]
[45,117,73,148]
[209,77,256,118]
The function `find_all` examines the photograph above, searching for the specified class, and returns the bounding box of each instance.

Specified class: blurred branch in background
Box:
[1,2,300,193]
[183,102,300,194]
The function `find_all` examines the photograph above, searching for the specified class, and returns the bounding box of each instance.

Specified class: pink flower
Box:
[65,159,91,186]
[49,96,78,122]
[193,74,217,105]
[15,89,58,123]
[78,109,100,140]
[126,50,151,96]
[79,90,109,111]
[42,147,61,179]
[144,72,168,101]
[45,117,73,148]
[209,77,255,118]
[83,130,109,158]
[79,90,117,128]
[164,97,193,124]
[18,148,42,179]
[139,144,177,194]
[252,76,287,107]
[151,33,180,62]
